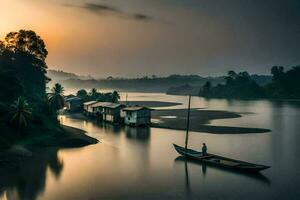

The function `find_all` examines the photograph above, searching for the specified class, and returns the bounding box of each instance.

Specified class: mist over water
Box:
[1,92,300,200]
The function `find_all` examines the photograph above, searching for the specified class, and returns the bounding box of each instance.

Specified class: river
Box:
[1,92,300,200]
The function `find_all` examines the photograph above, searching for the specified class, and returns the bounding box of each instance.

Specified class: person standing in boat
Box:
[202,143,207,155]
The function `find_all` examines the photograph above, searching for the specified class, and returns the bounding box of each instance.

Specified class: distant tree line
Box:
[76,88,120,103]
[48,72,226,93]
[199,66,300,99]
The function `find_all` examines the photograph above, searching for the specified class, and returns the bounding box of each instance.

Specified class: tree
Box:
[111,91,120,103]
[48,83,65,111]
[203,81,211,90]
[268,65,300,98]
[238,71,250,79]
[225,70,237,85]
[228,70,237,78]
[199,81,211,97]
[89,88,98,99]
[76,89,88,99]
[10,96,32,131]
[4,30,48,61]
[1,30,49,101]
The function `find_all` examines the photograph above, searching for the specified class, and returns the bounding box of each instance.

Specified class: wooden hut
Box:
[65,97,83,112]
[123,107,152,126]
[91,102,125,123]
[83,101,98,115]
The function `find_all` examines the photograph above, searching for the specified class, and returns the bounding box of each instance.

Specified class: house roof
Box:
[123,106,153,111]
[83,101,98,106]
[91,102,125,109]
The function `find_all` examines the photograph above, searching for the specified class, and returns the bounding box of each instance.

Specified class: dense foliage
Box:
[76,88,120,103]
[0,30,61,148]
[266,66,300,98]
[0,30,48,103]
[199,66,300,99]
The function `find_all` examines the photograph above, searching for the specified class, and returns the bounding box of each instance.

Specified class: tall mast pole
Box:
[185,95,191,151]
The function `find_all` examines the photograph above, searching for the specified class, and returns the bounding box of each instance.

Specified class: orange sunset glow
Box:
[2,0,299,77]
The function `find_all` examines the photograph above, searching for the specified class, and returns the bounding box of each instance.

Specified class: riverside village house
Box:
[65,97,83,112]
[84,101,125,123]
[83,101,152,125]
[83,101,98,115]
[123,106,152,126]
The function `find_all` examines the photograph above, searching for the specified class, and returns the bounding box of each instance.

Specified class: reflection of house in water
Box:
[96,121,123,133]
[123,107,152,126]
[125,126,151,141]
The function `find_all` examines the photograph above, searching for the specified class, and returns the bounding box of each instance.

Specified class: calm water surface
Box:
[1,93,300,200]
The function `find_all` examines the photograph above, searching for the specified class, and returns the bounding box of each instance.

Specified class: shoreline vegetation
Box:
[170,67,300,99]
[0,30,98,164]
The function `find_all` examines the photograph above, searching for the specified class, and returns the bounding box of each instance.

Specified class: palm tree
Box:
[48,83,65,111]
[10,96,32,131]
[111,91,120,103]
[89,88,98,100]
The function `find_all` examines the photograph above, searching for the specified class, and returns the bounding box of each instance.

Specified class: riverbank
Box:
[0,125,98,166]
[151,109,270,134]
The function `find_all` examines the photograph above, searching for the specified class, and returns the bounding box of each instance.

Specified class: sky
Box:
[0,0,299,77]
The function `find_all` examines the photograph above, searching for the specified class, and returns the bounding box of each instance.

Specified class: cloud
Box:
[132,13,153,21]
[63,2,153,21]
[83,3,121,14]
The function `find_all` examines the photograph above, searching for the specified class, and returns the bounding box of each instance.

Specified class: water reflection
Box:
[174,156,271,186]
[81,119,151,143]
[0,148,63,200]
[184,160,191,198]
[1,92,299,199]
[125,126,150,142]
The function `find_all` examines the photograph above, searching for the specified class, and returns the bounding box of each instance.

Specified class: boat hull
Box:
[173,144,270,173]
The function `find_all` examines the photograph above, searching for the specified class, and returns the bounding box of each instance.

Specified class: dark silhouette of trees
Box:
[76,89,120,103]
[0,30,64,140]
[199,70,266,98]
[89,88,99,99]
[48,83,65,111]
[200,81,211,96]
[0,148,64,200]
[9,96,32,131]
[4,30,48,61]
[111,91,120,103]
[197,66,300,99]
[76,89,88,99]
[0,30,49,102]
[267,65,300,98]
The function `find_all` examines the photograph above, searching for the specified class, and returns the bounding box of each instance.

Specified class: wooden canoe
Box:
[173,144,270,172]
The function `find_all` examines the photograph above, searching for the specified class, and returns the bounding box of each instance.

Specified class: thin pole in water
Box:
[185,95,191,151]
[125,93,128,106]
